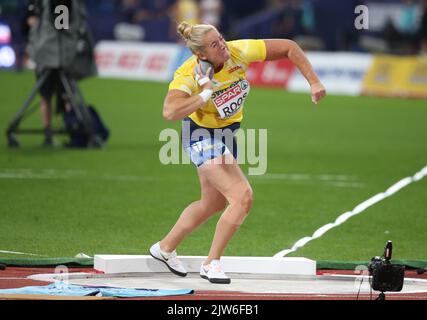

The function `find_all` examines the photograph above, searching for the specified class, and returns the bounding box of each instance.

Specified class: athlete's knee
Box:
[240,186,253,214]
[220,188,253,226]
[227,184,253,214]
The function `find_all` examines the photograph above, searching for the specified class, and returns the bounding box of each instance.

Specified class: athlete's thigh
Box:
[198,169,227,207]
[197,154,250,199]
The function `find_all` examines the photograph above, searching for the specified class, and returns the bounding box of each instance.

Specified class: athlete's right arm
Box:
[163,90,207,121]
[163,67,213,121]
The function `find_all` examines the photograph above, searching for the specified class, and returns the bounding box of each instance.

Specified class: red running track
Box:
[0,267,426,300]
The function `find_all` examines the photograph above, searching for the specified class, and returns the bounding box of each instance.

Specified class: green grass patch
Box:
[0,71,426,262]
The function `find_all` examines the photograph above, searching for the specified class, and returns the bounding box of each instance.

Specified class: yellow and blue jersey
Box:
[169,39,267,128]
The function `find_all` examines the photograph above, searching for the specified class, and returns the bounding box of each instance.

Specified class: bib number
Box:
[212,80,250,119]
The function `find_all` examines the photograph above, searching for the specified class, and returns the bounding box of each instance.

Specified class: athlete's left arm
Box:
[264,39,326,104]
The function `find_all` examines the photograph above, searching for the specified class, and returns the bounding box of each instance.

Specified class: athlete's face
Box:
[198,29,230,67]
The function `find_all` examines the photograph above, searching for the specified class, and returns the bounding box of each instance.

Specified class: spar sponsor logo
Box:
[213,80,250,118]
[213,84,242,106]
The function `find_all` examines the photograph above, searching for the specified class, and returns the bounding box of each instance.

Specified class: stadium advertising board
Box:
[287,52,373,96]
[362,55,427,99]
[246,59,295,88]
[95,42,426,100]
[95,41,181,81]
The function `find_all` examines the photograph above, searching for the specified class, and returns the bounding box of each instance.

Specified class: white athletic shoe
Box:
[200,260,231,284]
[149,242,187,277]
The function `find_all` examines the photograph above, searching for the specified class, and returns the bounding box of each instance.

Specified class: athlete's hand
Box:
[195,65,214,91]
[310,82,326,104]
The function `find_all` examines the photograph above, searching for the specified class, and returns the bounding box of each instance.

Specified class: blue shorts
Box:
[181,118,240,167]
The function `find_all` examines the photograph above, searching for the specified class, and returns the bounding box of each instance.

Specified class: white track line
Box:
[273,166,427,258]
[0,169,156,182]
[0,250,44,257]
[251,173,365,188]
[252,173,356,182]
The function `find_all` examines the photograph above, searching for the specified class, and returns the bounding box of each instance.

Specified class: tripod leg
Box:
[376,292,386,300]
[6,70,51,147]
[7,70,50,132]
[59,72,87,124]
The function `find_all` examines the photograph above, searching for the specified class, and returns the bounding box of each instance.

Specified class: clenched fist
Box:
[311,82,326,104]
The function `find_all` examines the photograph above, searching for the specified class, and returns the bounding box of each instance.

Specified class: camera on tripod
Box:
[368,241,405,298]
[6,0,108,149]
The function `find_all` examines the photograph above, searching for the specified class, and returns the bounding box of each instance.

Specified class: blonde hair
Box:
[177,21,215,54]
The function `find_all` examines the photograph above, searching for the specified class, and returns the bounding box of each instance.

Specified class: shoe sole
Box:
[149,252,187,277]
[200,274,231,284]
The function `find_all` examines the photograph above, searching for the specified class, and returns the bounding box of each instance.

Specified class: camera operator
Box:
[420,0,427,54]
[25,0,97,147]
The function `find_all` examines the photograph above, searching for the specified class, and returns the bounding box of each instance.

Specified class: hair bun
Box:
[178,21,193,40]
